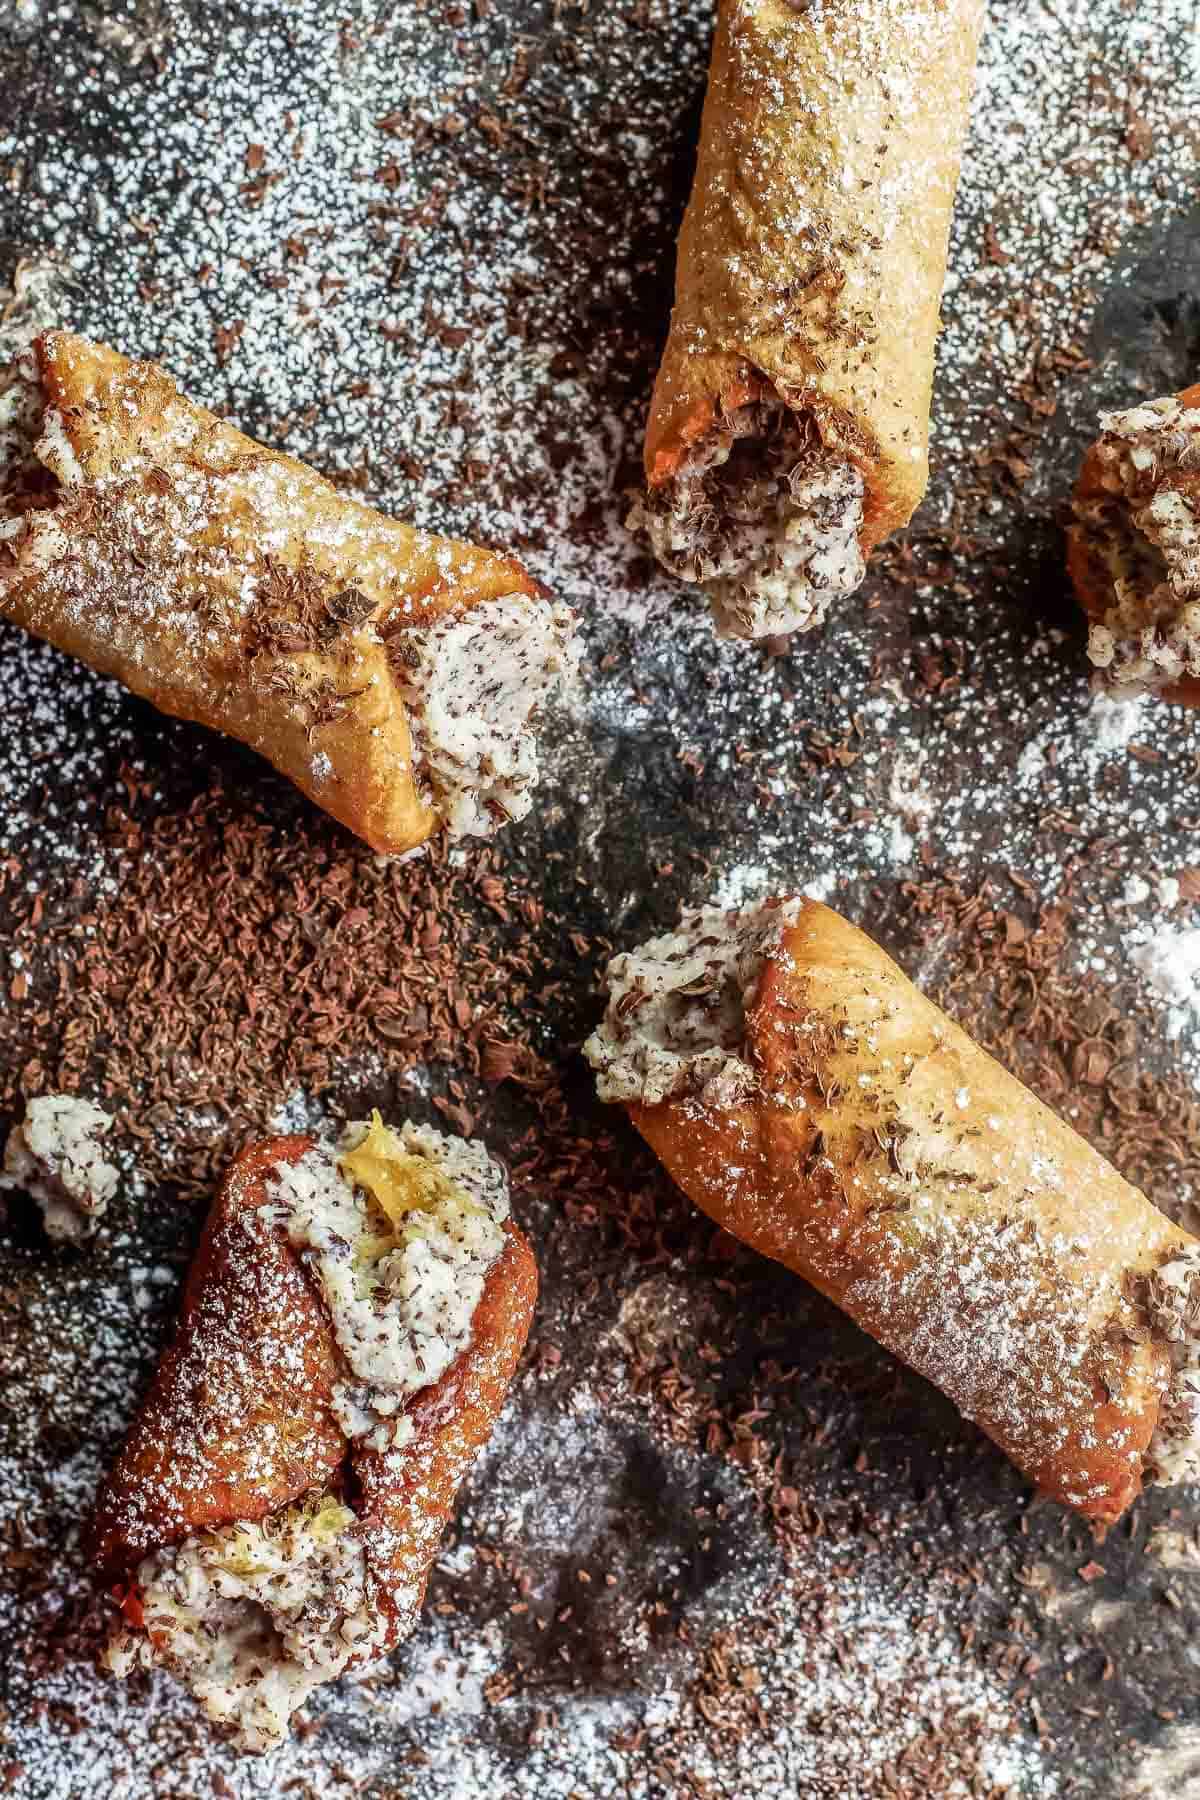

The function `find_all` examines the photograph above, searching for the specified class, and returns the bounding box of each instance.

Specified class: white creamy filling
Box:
[269,1119,509,1441]
[630,402,866,640]
[1076,396,1200,696]
[1142,1246,1200,1486]
[0,349,92,577]
[105,1498,393,1754]
[583,899,803,1107]
[1,1093,118,1241]
[108,1117,510,1748]
[395,592,578,838]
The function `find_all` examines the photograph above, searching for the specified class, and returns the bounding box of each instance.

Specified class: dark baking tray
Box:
[2,3,1200,1795]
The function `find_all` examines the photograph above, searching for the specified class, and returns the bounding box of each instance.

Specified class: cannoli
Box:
[92,1114,537,1750]
[630,0,985,640]
[0,331,577,853]
[584,898,1200,1520]
[1,1094,118,1241]
[1068,385,1200,703]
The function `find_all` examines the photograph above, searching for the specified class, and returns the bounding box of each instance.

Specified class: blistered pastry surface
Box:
[644,0,987,545]
[0,330,571,855]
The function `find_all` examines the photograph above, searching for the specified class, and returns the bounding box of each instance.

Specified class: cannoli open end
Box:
[0,331,577,854]
[1069,383,1200,705]
[633,391,868,641]
[93,1121,536,1752]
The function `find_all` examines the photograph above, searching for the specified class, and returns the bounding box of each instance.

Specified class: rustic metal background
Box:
[2,1,1200,1795]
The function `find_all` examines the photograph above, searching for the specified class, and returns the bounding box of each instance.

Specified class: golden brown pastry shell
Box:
[643,0,986,551]
[90,1133,537,1657]
[3,332,539,854]
[628,901,1185,1521]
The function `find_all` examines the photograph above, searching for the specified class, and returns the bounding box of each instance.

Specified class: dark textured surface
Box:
[2,3,1200,1796]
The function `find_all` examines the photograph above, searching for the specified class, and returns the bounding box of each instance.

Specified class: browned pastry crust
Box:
[643,0,986,551]
[0,331,570,854]
[593,900,1193,1522]
[91,1133,538,1658]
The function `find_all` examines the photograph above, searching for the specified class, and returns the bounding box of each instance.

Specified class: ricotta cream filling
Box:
[1141,1246,1200,1487]
[107,1116,510,1749]
[583,899,803,1108]
[0,346,47,518]
[271,1116,510,1441]
[1076,396,1200,696]
[1,1093,118,1241]
[630,402,866,640]
[105,1496,388,1756]
[394,592,578,839]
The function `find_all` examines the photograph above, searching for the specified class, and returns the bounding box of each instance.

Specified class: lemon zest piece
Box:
[338,1110,487,1234]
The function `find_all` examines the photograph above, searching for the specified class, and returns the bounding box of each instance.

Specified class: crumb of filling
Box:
[107,1116,509,1748]
[1140,1245,1200,1487]
[1,1093,118,1241]
[1075,395,1200,696]
[105,1494,395,1755]
[629,401,866,640]
[392,593,578,838]
[583,898,803,1108]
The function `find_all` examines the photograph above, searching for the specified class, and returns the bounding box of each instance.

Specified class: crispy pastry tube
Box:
[1068,383,1200,704]
[92,1122,537,1750]
[0,331,577,853]
[585,898,1200,1521]
[632,0,985,640]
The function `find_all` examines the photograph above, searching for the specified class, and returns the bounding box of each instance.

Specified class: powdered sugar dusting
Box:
[0,1367,1060,1797]
[0,0,1197,1791]
[1128,925,1200,1045]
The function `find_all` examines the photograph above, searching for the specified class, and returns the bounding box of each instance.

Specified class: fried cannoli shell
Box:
[90,1136,346,1572]
[354,1222,537,1631]
[1067,381,1200,708]
[625,903,1189,1521]
[645,0,985,546]
[91,1133,537,1652]
[2,332,540,855]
